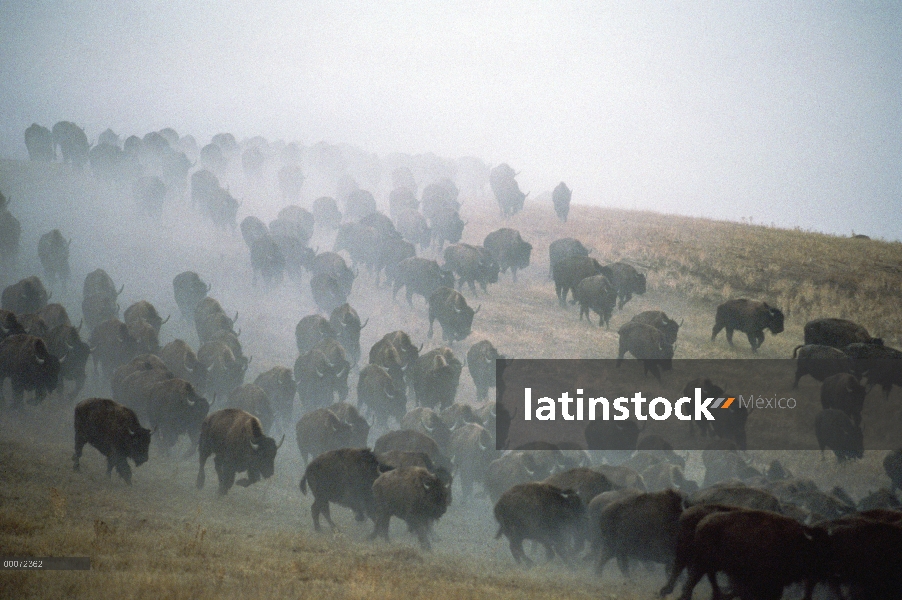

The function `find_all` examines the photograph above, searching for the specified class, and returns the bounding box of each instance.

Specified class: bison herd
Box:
[2,122,901,598]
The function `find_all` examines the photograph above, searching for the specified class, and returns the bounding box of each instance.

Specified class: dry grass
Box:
[0,158,900,598]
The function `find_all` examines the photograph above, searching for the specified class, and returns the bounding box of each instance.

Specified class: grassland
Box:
[0,158,900,598]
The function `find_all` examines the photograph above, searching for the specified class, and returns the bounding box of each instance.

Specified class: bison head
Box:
[766,306,785,335]
[128,425,152,466]
[250,432,284,479]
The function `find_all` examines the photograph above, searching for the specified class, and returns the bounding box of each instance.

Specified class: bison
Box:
[146,378,211,457]
[45,323,91,400]
[712,298,784,352]
[553,256,609,306]
[370,466,453,550]
[0,334,62,408]
[329,303,366,365]
[295,407,353,465]
[160,339,208,393]
[448,422,495,501]
[548,237,591,280]
[295,314,336,355]
[356,364,407,428]
[196,408,283,495]
[227,384,274,434]
[815,408,864,462]
[427,287,479,343]
[494,482,585,566]
[575,274,616,328]
[299,448,391,530]
[443,243,499,295]
[631,310,681,345]
[73,397,151,485]
[616,321,674,382]
[2,276,50,314]
[392,257,455,306]
[606,262,646,310]
[483,228,532,282]
[329,402,370,448]
[123,300,169,335]
[551,182,572,222]
[820,373,866,426]
[373,429,450,471]
[172,271,210,321]
[254,366,295,428]
[467,339,502,402]
[408,347,463,410]
[804,317,881,348]
[792,344,852,387]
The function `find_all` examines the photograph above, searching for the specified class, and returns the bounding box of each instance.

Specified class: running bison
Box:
[467,339,502,401]
[711,298,784,352]
[483,228,532,282]
[369,466,453,550]
[575,275,617,327]
[73,397,152,485]
[552,182,572,222]
[299,448,392,530]
[494,482,585,567]
[616,321,674,382]
[37,229,71,287]
[0,334,61,408]
[427,287,479,342]
[196,408,284,495]
[804,317,881,349]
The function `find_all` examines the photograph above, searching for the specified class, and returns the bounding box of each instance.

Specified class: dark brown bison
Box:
[631,310,681,345]
[548,237,591,280]
[172,271,210,321]
[822,517,902,599]
[254,366,295,428]
[543,467,614,508]
[2,276,50,314]
[329,402,370,448]
[427,287,479,343]
[551,182,572,222]
[295,407,353,465]
[0,309,25,341]
[483,228,532,282]
[792,344,852,387]
[804,317,881,348]
[842,343,902,400]
[329,303,366,365]
[711,298,785,352]
[110,354,172,417]
[45,323,91,400]
[0,333,60,408]
[146,378,211,456]
[494,482,585,566]
[595,488,685,576]
[160,339,207,393]
[300,338,349,404]
[606,262,647,310]
[392,257,455,306]
[575,274,617,327]
[408,346,463,410]
[227,384,273,434]
[73,397,151,485]
[553,256,610,307]
[616,321,674,381]
[357,364,407,428]
[467,339,502,402]
[295,314,336,355]
[820,372,866,426]
[677,509,827,600]
[37,229,71,287]
[299,448,391,530]
[815,408,864,462]
[196,408,283,495]
[658,503,744,597]
[370,466,452,550]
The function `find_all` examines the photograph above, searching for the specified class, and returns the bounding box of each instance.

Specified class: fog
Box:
[1,1,899,239]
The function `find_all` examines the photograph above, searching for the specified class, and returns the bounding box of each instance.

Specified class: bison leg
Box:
[405,289,414,307]
[746,332,760,352]
[368,513,390,541]
[595,545,614,576]
[724,328,735,346]
[114,455,133,485]
[73,433,88,472]
[311,498,337,531]
[427,317,435,339]
[217,466,236,495]
[507,534,532,567]
[676,564,707,600]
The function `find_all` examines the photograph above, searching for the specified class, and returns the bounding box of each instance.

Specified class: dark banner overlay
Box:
[495,359,902,451]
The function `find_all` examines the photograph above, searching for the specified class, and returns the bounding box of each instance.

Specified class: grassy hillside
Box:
[0,158,900,598]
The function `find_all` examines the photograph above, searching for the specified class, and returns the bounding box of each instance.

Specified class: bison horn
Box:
[183,355,194,373]
[478,439,487,451]
[235,328,242,337]
[276,434,285,449]
[233,311,239,324]
[423,420,433,432]
[35,354,45,365]
[678,318,684,327]
[474,305,481,315]
[161,314,170,326]
[206,283,212,293]
[117,284,125,296]
[58,353,67,364]
[360,318,369,329]
[418,343,424,353]
[150,425,159,436]
[249,438,259,450]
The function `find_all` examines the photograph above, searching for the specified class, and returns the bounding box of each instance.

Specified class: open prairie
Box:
[0,157,900,598]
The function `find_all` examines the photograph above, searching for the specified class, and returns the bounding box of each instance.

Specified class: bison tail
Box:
[299,474,308,495]
[792,344,804,359]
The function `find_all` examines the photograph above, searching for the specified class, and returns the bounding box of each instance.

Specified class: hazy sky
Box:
[1,1,900,239]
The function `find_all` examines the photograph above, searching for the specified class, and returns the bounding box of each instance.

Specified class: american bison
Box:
[711,298,784,352]
[73,397,152,485]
